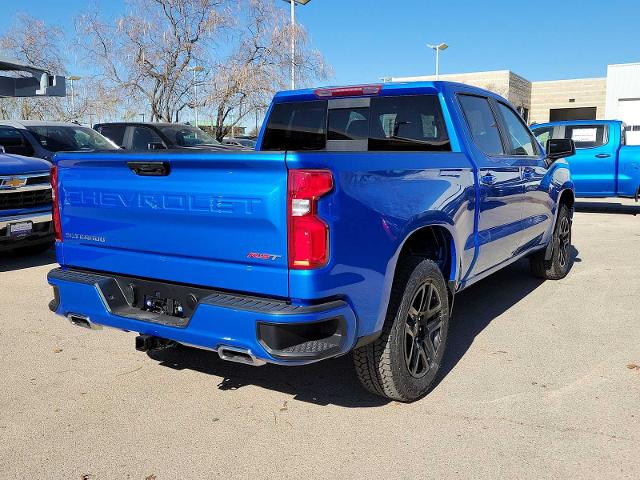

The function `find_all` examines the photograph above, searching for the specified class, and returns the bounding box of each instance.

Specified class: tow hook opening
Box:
[67,314,102,330]
[135,334,175,352]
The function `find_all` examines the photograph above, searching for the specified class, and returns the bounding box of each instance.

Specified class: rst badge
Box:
[247,252,282,261]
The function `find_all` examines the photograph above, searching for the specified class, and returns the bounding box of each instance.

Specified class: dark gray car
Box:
[0,120,119,161]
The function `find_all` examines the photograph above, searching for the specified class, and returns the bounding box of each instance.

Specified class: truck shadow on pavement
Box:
[0,247,56,272]
[575,201,639,215]
[147,252,580,408]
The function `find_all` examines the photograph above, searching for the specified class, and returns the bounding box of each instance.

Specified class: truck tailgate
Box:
[55,152,289,297]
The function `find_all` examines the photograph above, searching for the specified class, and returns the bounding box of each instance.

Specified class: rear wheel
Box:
[353,257,449,402]
[530,203,572,280]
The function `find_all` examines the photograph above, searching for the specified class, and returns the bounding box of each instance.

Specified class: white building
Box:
[605,63,640,144]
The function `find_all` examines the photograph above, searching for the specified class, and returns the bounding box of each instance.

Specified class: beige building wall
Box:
[390,70,532,118]
[391,70,511,98]
[529,78,607,124]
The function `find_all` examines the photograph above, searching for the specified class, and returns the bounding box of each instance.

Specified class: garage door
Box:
[618,99,640,145]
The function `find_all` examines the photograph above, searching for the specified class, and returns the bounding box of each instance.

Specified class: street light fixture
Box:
[283,0,311,90]
[67,75,81,121]
[426,43,448,80]
[191,65,205,127]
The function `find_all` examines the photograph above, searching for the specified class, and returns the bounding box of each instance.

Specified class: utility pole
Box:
[191,65,204,126]
[67,75,81,120]
[284,0,311,89]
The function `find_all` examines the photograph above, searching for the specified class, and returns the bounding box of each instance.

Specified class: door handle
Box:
[480,172,496,185]
[595,153,611,159]
[128,161,170,176]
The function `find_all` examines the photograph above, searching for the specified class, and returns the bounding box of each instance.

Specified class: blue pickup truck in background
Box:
[1,151,53,253]
[532,120,640,199]
[47,82,576,401]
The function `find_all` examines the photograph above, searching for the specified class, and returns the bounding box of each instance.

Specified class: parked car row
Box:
[0,121,252,254]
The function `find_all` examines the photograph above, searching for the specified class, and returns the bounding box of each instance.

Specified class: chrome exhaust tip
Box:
[217,345,265,366]
[67,314,102,330]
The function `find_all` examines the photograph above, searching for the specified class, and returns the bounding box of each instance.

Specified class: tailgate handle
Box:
[128,162,170,176]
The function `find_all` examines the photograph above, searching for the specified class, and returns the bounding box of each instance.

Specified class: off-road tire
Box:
[530,203,572,280]
[353,257,449,402]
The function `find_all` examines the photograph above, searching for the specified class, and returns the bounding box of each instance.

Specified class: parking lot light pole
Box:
[283,0,311,90]
[67,75,81,121]
[191,65,204,127]
[427,43,448,80]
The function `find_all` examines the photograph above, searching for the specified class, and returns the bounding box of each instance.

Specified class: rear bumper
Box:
[0,212,53,251]
[47,268,357,365]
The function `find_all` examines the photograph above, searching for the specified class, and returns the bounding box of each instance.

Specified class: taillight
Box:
[51,165,62,242]
[314,84,382,98]
[287,169,333,269]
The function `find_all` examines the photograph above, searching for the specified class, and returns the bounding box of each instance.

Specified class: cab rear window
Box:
[261,95,450,152]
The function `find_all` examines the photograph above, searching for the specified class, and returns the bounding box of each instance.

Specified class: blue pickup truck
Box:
[531,120,640,199]
[1,152,53,253]
[47,82,576,401]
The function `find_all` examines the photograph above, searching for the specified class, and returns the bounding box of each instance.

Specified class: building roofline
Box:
[532,77,606,84]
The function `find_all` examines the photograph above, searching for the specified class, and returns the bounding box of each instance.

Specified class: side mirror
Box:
[147,142,167,150]
[546,138,575,161]
[0,146,5,154]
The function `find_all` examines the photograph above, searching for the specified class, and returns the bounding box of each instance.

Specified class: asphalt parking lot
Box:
[0,199,638,479]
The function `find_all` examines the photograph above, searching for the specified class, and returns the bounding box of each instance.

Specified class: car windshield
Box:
[157,125,220,147]
[26,125,119,152]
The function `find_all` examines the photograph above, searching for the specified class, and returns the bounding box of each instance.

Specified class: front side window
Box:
[564,125,608,149]
[458,95,504,156]
[27,125,119,152]
[496,102,538,156]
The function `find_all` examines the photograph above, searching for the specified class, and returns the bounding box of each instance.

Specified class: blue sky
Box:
[1,0,638,85]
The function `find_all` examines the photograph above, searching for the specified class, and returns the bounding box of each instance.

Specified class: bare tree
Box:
[78,0,228,122]
[206,0,329,140]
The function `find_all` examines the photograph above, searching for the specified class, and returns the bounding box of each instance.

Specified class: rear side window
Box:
[262,100,327,151]
[458,95,504,156]
[0,126,33,156]
[564,125,608,149]
[368,95,450,151]
[97,125,126,147]
[129,126,164,150]
[496,102,539,156]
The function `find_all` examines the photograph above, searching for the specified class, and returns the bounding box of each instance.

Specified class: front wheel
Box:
[353,257,449,402]
[530,203,573,280]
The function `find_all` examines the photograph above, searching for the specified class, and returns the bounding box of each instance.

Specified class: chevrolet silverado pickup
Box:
[48,82,576,402]
[0,151,52,253]
[532,120,640,199]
